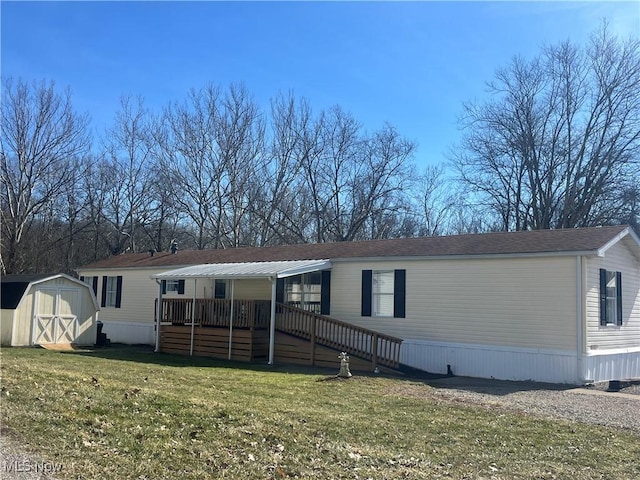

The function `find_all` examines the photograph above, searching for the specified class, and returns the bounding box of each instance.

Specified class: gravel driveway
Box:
[392,376,640,434]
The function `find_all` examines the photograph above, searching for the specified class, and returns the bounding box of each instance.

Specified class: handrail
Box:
[159,298,403,369]
[276,303,403,369]
[161,298,270,329]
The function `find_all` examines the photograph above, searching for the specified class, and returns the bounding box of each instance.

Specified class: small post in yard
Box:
[371,334,379,372]
[337,352,352,378]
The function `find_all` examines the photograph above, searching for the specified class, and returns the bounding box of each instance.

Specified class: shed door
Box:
[32,287,80,344]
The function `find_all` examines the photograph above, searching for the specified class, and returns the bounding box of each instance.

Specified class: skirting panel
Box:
[401,340,579,384]
[101,320,154,345]
[584,349,640,383]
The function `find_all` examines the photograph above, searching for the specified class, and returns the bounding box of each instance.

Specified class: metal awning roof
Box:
[151,259,331,280]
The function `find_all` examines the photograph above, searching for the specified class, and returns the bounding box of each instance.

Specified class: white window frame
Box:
[604,270,619,325]
[372,270,394,317]
[105,276,118,307]
[165,280,181,293]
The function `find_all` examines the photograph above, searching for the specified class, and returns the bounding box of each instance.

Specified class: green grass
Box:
[1,346,638,479]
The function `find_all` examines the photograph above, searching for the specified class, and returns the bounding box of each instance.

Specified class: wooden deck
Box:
[158,299,403,372]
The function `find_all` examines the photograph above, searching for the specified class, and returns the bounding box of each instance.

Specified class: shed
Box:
[1,274,99,346]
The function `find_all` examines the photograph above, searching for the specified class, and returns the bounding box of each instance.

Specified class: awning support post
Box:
[268,277,277,365]
[228,279,235,360]
[155,280,163,353]
[190,278,197,356]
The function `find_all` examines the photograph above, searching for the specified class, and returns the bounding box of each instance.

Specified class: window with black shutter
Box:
[600,268,623,326]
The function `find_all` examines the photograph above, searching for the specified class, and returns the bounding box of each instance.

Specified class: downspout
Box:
[155,280,163,352]
[190,278,197,356]
[268,277,277,365]
[576,256,585,383]
[228,279,235,360]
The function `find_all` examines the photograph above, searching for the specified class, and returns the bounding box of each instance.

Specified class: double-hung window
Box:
[80,275,98,295]
[372,271,395,317]
[101,275,123,308]
[600,269,622,326]
[161,279,185,295]
[361,269,406,318]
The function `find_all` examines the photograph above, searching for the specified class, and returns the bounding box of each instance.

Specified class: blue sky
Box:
[2,1,639,168]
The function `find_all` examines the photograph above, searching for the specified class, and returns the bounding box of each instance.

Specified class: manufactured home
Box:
[77,225,640,384]
[1,274,99,346]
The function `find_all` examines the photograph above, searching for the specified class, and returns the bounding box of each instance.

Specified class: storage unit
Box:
[1,274,99,346]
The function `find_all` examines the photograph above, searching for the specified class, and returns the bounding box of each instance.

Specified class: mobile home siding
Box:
[585,240,640,351]
[330,256,578,351]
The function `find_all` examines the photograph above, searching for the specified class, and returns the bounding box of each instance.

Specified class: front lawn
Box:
[1,346,638,479]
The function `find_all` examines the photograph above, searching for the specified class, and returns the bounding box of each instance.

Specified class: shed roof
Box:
[79,225,637,270]
[151,260,331,280]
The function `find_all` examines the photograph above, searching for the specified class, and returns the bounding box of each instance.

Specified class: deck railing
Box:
[160,298,271,329]
[158,298,403,369]
[276,303,403,369]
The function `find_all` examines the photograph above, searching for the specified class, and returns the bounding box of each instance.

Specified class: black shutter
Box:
[361,270,372,317]
[115,276,123,308]
[599,269,607,325]
[276,278,285,304]
[101,276,107,308]
[161,280,167,294]
[178,279,185,295]
[80,275,85,282]
[616,271,623,326]
[92,277,98,296]
[394,269,406,318]
[320,270,331,315]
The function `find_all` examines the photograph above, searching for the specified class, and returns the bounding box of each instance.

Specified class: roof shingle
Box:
[78,225,633,270]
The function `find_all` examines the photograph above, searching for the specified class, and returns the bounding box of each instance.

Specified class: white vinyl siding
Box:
[586,239,640,351]
[331,256,578,350]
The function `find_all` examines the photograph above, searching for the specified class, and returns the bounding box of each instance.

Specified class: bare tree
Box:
[215,84,266,247]
[453,23,640,230]
[156,85,226,249]
[0,78,90,273]
[101,95,154,254]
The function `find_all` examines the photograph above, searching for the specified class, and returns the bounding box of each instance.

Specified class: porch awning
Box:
[150,259,331,280]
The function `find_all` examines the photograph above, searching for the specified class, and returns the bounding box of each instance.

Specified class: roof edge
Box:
[330,250,602,263]
[597,226,640,259]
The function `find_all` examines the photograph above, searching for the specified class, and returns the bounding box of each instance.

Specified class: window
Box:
[106,277,118,306]
[80,275,98,295]
[284,272,322,313]
[161,279,185,295]
[165,280,180,293]
[361,269,406,318]
[214,279,226,299]
[101,276,122,308]
[276,271,331,315]
[372,271,394,317]
[600,269,622,326]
